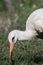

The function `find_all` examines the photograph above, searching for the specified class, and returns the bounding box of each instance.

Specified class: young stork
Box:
[8,8,43,61]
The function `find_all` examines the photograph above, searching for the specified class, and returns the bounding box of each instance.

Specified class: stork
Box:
[8,8,43,61]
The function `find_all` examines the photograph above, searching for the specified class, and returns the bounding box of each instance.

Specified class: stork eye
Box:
[12,36,15,41]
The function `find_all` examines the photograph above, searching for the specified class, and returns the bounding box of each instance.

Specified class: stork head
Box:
[8,30,18,61]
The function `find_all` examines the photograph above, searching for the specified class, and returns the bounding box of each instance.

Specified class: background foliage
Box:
[0,0,43,65]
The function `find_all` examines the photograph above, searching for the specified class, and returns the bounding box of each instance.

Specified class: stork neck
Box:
[18,30,36,41]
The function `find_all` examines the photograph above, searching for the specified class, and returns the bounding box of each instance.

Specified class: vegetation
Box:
[0,0,43,65]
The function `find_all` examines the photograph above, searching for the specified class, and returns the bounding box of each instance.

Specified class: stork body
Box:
[26,8,43,31]
[8,8,43,61]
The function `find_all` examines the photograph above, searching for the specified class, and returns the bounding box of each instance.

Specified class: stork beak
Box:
[9,42,15,61]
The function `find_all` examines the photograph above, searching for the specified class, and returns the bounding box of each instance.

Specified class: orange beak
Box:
[9,42,15,61]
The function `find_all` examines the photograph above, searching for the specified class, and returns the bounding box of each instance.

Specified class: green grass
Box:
[0,38,43,65]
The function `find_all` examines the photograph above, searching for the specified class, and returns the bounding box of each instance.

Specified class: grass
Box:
[0,34,43,65]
